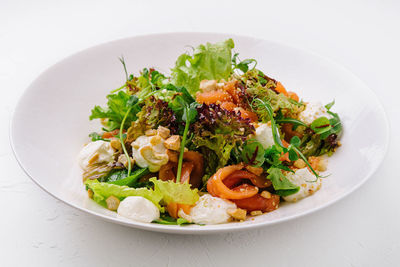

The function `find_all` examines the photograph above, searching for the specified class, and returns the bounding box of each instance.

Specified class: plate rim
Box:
[9,31,390,234]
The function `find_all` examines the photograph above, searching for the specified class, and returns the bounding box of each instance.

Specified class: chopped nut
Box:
[227,208,247,221]
[106,195,120,211]
[245,165,264,176]
[88,153,99,164]
[164,135,181,151]
[145,129,158,136]
[250,210,263,216]
[87,189,94,199]
[293,159,306,169]
[157,126,170,139]
[118,154,134,168]
[110,139,122,151]
[261,191,271,199]
[166,149,179,163]
[150,135,162,146]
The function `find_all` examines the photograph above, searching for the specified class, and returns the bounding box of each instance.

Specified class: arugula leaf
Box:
[267,168,299,197]
[171,39,234,95]
[241,139,265,167]
[275,118,308,128]
[101,168,149,187]
[90,91,139,131]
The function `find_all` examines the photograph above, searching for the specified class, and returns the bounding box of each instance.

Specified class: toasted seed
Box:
[227,208,247,221]
[145,129,158,136]
[110,139,122,151]
[261,191,271,199]
[118,154,134,168]
[250,210,263,216]
[157,126,170,139]
[88,153,99,164]
[164,135,181,151]
[106,195,120,211]
[245,165,264,176]
[293,159,306,169]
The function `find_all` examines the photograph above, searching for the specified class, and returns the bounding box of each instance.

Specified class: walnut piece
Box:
[164,135,181,151]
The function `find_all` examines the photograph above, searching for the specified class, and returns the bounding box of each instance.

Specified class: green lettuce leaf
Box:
[85,179,163,211]
[150,178,199,205]
[89,91,138,131]
[171,39,234,95]
[267,167,299,197]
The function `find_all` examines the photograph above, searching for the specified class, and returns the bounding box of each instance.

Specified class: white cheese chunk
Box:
[185,194,237,225]
[78,140,114,170]
[255,123,275,149]
[298,102,331,125]
[131,135,169,172]
[117,196,160,223]
[283,168,322,202]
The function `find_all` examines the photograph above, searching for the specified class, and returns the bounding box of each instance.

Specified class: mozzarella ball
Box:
[188,194,237,225]
[78,140,114,170]
[117,196,160,223]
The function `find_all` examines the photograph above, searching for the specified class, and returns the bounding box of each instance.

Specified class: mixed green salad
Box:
[78,39,342,225]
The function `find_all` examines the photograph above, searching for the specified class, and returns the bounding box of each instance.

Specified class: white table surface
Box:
[1,0,399,266]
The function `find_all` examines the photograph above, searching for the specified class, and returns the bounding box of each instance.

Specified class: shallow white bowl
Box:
[10,33,389,234]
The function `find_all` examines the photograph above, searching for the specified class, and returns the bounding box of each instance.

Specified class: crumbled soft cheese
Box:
[78,140,114,170]
[283,168,322,202]
[131,135,169,172]
[117,196,160,223]
[199,80,217,92]
[298,102,331,125]
[255,123,275,149]
[185,194,237,225]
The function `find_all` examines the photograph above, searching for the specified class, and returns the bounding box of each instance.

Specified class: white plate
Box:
[10,33,389,234]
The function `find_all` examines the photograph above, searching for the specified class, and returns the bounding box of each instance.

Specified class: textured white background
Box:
[1,0,399,266]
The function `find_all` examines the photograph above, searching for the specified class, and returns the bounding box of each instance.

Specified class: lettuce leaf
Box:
[150,178,199,205]
[85,179,163,211]
[171,39,234,95]
[89,91,139,131]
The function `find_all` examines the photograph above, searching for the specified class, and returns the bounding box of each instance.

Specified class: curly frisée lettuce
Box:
[150,178,199,205]
[171,39,234,95]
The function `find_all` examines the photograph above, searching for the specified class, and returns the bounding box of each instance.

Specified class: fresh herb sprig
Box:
[118,95,139,176]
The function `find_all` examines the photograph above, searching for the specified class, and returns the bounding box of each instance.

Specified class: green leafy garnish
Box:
[150,178,199,205]
[118,95,139,176]
[267,167,300,196]
[88,132,110,142]
[171,39,234,95]
[101,168,149,187]
[232,53,257,73]
[90,91,139,131]
[310,117,332,135]
[152,214,194,226]
[241,139,265,167]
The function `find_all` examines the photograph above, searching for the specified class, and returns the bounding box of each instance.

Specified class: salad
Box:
[78,39,342,225]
